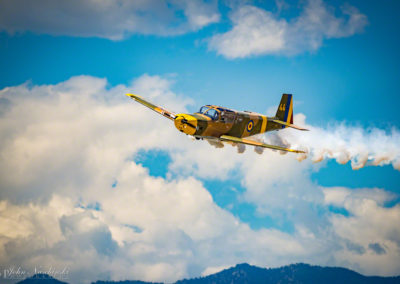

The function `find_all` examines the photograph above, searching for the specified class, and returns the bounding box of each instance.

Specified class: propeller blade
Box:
[181,118,197,129]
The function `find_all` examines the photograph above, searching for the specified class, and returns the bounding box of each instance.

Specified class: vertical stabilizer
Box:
[275,94,293,128]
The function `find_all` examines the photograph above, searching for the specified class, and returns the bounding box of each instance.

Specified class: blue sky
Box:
[0,0,399,283]
[1,1,400,127]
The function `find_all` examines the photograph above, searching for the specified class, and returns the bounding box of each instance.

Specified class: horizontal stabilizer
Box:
[271,119,309,131]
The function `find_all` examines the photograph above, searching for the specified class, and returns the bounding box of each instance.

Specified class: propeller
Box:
[180,117,197,129]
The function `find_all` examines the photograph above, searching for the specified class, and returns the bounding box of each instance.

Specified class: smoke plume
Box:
[277,114,400,171]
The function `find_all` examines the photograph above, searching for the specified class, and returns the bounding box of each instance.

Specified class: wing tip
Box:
[126,93,141,99]
[284,148,306,154]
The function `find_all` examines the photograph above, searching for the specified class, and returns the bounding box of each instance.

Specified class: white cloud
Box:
[324,187,396,207]
[323,187,400,276]
[0,0,220,39]
[208,5,287,58]
[0,75,308,283]
[0,168,309,283]
[0,75,399,283]
[179,1,221,30]
[208,0,367,58]
[0,75,189,203]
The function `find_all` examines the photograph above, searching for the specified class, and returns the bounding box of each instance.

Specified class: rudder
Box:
[275,94,293,128]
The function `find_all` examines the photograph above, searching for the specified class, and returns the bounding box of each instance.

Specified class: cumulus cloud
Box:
[323,187,400,275]
[208,0,367,58]
[0,75,308,283]
[0,191,310,283]
[0,75,399,283]
[0,0,220,39]
[0,74,192,203]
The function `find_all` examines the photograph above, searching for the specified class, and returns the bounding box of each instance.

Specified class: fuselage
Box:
[174,105,281,139]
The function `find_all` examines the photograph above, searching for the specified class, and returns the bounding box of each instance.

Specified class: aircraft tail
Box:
[273,94,308,131]
[275,94,293,128]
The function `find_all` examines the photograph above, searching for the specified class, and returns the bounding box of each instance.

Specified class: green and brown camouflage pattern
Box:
[188,93,294,139]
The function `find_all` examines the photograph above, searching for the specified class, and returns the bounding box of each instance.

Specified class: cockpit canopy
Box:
[197,105,236,122]
[199,106,209,114]
[198,106,219,120]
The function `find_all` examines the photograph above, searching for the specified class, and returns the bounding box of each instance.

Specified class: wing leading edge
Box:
[219,135,306,154]
[126,93,176,120]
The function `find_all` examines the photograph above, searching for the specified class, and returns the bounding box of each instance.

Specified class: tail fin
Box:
[272,94,309,131]
[275,94,293,128]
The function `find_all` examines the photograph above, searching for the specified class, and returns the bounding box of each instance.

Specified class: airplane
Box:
[126,93,308,153]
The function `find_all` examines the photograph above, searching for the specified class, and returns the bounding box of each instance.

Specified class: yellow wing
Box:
[219,135,306,154]
[126,93,176,121]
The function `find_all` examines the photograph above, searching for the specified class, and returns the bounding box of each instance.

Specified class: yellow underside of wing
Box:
[126,93,175,120]
[219,135,305,154]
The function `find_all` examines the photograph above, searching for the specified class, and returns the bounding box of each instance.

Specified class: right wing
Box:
[126,93,176,121]
[219,135,306,154]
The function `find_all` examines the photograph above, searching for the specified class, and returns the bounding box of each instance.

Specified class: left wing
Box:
[219,135,306,154]
[126,93,176,121]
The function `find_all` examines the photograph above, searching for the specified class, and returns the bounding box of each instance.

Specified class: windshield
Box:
[199,106,210,114]
[205,108,219,120]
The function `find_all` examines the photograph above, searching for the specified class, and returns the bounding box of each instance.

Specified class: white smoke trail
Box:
[276,114,400,171]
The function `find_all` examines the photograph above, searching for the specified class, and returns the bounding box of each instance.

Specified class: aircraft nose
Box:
[174,114,197,135]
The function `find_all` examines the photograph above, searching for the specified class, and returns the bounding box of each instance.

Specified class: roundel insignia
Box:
[247,120,254,132]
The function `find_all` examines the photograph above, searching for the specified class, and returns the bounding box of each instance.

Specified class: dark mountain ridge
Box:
[176,263,400,284]
[18,263,400,284]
